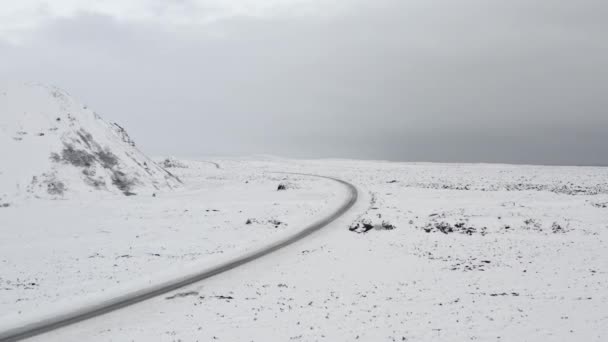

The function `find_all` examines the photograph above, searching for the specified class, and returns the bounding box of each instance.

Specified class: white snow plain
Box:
[0,159,347,328]
[6,158,606,342]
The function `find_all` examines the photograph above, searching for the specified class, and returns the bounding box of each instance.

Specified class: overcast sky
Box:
[1,0,607,165]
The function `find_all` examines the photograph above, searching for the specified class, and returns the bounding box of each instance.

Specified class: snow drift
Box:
[0,83,180,200]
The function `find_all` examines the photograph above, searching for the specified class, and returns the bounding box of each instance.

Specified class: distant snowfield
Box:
[4,158,604,341]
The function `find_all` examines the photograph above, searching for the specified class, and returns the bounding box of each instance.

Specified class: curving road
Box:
[201,161,221,169]
[0,173,358,342]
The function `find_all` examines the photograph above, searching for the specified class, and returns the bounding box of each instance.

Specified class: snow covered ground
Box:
[0,160,346,327]
[12,158,606,342]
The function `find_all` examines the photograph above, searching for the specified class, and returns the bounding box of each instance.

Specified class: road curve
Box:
[201,161,221,169]
[0,173,358,342]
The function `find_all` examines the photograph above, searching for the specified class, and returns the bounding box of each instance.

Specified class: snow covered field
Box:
[13,158,607,342]
[0,160,346,326]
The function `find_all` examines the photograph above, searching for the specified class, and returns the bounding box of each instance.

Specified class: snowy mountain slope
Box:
[0,83,180,200]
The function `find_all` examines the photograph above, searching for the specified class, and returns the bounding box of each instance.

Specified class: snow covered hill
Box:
[0,83,181,200]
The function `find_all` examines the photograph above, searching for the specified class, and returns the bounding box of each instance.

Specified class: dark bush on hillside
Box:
[96,149,119,169]
[60,145,96,168]
[111,171,137,195]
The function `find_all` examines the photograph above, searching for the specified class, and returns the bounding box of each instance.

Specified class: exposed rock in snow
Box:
[277,181,298,191]
[160,157,188,169]
[0,83,181,199]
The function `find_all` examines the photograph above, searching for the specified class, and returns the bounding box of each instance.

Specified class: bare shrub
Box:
[96,148,119,169]
[61,145,96,168]
[47,181,66,195]
[111,171,137,195]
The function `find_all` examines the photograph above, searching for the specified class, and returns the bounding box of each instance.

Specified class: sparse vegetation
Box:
[96,148,119,169]
[422,221,487,236]
[592,202,607,208]
[111,171,137,195]
[46,180,66,195]
[59,145,96,168]
[161,157,187,169]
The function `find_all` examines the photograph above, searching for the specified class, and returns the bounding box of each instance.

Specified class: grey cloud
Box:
[1,0,607,165]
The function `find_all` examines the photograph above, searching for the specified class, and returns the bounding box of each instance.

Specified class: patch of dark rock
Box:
[166,291,199,300]
[380,221,396,230]
[444,256,496,272]
[269,219,285,228]
[215,295,234,301]
[349,219,376,233]
[1,203,10,208]
[423,222,487,236]
[47,181,66,195]
[277,181,298,191]
[462,226,478,235]
[551,222,566,234]
[413,181,608,195]
[37,133,45,136]
[112,123,136,147]
[161,158,187,168]
[387,180,399,184]
[489,292,520,297]
[523,218,543,232]
[436,222,453,234]
[245,218,262,225]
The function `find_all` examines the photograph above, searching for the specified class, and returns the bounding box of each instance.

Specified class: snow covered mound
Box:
[0,83,181,199]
